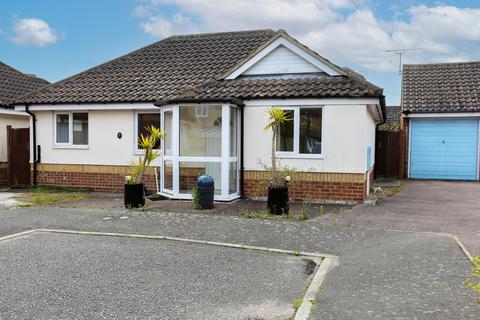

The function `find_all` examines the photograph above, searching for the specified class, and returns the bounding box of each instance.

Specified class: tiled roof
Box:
[403,62,480,113]
[378,106,400,131]
[175,76,383,100]
[19,29,384,111]
[0,61,49,107]
[19,30,275,104]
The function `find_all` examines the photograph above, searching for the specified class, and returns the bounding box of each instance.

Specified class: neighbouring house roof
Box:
[0,61,49,107]
[18,29,384,115]
[402,61,480,113]
[378,106,400,131]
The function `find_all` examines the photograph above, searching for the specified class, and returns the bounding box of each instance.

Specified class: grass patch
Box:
[15,185,90,206]
[239,208,312,221]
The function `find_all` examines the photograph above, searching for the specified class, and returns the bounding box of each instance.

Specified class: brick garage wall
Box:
[399,118,409,178]
[35,164,158,192]
[244,171,367,203]
[0,162,7,187]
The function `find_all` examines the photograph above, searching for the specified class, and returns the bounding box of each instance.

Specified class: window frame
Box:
[134,110,161,154]
[53,111,89,149]
[275,106,324,159]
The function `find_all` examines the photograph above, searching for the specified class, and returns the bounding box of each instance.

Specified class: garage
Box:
[410,119,479,180]
[403,62,480,181]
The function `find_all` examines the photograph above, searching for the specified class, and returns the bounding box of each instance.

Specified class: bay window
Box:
[276,107,322,157]
[54,112,88,147]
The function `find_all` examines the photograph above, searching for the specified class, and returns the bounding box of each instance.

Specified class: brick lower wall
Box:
[244,171,367,203]
[0,162,7,187]
[34,164,367,203]
[35,164,158,193]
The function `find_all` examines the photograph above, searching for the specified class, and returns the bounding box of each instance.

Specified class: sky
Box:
[0,0,479,106]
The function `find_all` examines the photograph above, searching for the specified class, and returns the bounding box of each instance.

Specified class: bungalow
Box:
[402,62,480,180]
[0,61,49,187]
[15,29,385,203]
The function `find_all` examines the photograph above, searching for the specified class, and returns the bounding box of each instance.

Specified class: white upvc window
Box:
[275,106,323,158]
[134,111,161,153]
[54,112,89,148]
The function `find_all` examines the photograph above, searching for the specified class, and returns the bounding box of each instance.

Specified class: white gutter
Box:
[0,108,29,116]
[405,112,480,118]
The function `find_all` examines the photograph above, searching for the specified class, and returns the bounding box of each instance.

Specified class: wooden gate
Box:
[7,126,30,187]
[375,130,400,178]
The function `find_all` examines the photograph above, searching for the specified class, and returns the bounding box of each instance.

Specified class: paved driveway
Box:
[0,205,478,319]
[316,180,480,255]
[0,231,314,320]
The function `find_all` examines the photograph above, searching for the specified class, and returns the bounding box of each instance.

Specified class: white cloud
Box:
[11,18,62,47]
[134,1,480,72]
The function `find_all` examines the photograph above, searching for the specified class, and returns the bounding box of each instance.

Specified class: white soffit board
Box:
[226,37,340,79]
[242,45,321,75]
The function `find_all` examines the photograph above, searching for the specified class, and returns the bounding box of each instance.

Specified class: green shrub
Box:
[465,256,480,302]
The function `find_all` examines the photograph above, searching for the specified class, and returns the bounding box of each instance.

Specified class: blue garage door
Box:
[410,119,479,180]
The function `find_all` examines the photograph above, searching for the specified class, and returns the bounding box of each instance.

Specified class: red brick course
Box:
[36,170,158,193]
[0,164,7,187]
[244,179,366,203]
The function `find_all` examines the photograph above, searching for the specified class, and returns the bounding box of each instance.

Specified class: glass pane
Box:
[137,113,160,149]
[230,107,237,157]
[229,162,238,194]
[276,110,294,152]
[56,114,69,143]
[164,111,173,156]
[180,105,222,157]
[163,160,173,191]
[73,113,88,145]
[180,162,221,195]
[300,108,322,154]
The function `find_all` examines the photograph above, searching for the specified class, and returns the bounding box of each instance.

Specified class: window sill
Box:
[53,145,89,150]
[275,153,324,160]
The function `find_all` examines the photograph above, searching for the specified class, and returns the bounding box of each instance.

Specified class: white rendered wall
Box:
[243,104,373,173]
[243,45,321,75]
[33,109,161,167]
[0,114,29,162]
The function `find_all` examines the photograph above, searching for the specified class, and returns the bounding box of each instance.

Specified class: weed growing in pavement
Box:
[292,249,300,256]
[318,205,325,215]
[191,188,201,209]
[299,202,310,220]
[292,294,304,311]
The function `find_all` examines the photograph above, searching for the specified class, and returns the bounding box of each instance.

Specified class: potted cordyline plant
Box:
[124,125,164,208]
[264,106,293,215]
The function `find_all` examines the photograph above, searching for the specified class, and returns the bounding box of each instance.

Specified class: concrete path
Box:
[315,180,480,255]
[0,205,477,319]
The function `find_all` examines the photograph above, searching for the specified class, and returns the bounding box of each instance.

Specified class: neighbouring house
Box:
[0,61,49,187]
[375,106,401,178]
[402,61,480,180]
[378,106,400,131]
[15,29,385,203]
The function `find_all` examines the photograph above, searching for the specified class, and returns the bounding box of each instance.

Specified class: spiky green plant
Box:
[129,125,164,184]
[264,106,293,187]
